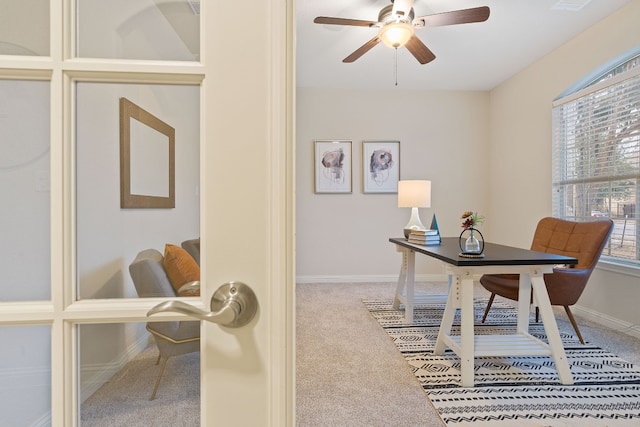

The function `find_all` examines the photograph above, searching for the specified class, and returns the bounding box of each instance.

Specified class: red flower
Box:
[461,211,484,230]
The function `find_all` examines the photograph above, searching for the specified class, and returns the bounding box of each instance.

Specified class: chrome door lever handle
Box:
[147,281,258,328]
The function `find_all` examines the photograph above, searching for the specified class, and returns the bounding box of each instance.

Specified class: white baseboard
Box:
[0,366,50,426]
[295,274,447,284]
[573,303,640,341]
[80,333,151,402]
[296,275,640,342]
[30,413,50,427]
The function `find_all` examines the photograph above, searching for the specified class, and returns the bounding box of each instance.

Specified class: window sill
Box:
[597,258,640,278]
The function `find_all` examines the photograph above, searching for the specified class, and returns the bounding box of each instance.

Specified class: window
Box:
[552,53,640,267]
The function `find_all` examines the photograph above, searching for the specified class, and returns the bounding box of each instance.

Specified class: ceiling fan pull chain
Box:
[394,47,398,86]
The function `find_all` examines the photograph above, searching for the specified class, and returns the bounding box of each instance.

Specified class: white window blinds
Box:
[552,66,640,264]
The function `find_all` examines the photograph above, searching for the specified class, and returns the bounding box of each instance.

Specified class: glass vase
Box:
[465,229,480,253]
[459,227,484,255]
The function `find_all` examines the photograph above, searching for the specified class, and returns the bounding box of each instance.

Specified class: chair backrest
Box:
[129,249,177,298]
[129,249,200,360]
[181,238,200,266]
[530,217,613,270]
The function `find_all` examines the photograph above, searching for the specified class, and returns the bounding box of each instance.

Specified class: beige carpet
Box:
[81,281,640,426]
[296,281,640,426]
[81,346,200,426]
[296,281,452,426]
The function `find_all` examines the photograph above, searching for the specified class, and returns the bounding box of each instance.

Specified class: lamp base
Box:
[403,207,426,238]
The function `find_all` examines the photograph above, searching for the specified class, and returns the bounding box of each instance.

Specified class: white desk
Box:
[392,243,449,322]
[390,237,578,388]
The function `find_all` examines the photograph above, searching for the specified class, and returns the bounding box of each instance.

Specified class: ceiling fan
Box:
[313,0,490,64]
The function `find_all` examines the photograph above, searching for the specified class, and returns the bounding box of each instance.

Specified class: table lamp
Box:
[398,180,431,238]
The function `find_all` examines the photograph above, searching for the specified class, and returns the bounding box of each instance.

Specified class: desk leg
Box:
[434,274,459,355]
[392,248,408,310]
[392,248,415,322]
[459,273,476,387]
[433,273,476,387]
[530,274,574,385]
[516,273,531,334]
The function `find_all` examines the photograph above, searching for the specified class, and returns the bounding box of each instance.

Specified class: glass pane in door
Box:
[75,82,199,300]
[79,322,200,425]
[0,79,50,301]
[0,325,51,426]
[76,0,200,61]
[0,1,49,56]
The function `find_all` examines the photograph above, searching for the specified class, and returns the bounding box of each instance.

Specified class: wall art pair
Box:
[314,140,400,194]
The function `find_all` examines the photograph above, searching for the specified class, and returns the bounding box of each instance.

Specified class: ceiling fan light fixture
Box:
[378,22,414,48]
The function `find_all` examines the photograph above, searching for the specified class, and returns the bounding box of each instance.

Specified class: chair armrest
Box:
[178,280,200,295]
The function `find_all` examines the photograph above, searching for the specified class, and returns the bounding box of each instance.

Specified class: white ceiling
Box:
[296,0,632,90]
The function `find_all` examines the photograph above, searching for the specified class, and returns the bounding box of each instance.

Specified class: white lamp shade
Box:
[378,22,415,48]
[398,180,431,208]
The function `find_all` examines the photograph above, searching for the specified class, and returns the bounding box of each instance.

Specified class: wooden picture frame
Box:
[119,97,175,208]
[363,140,400,193]
[314,140,352,193]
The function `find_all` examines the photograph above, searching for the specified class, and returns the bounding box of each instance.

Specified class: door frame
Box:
[199,0,296,424]
[0,0,295,425]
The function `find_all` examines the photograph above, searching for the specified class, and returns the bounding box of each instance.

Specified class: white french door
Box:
[0,0,294,425]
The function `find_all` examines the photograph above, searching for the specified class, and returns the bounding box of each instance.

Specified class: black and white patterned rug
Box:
[363,297,640,426]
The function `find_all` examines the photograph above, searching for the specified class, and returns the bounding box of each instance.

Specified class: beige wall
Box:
[488,0,640,247]
[488,0,640,331]
[297,0,640,334]
[296,88,490,281]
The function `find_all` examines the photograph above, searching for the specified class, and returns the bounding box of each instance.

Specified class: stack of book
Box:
[407,229,441,246]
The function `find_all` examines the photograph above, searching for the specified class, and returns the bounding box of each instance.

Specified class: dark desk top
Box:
[390,237,578,267]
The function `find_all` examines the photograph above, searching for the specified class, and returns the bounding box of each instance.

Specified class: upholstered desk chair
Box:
[129,249,200,400]
[480,217,613,344]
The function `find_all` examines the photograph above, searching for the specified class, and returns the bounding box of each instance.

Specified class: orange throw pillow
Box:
[163,244,200,296]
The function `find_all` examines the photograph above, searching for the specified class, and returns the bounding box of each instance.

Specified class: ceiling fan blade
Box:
[405,36,436,64]
[343,36,381,63]
[314,16,378,27]
[392,0,415,18]
[413,6,490,28]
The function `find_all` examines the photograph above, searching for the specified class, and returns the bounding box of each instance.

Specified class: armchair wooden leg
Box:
[150,357,169,400]
[481,293,496,323]
[563,305,585,344]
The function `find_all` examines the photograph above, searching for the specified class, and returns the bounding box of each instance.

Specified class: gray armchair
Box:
[181,238,200,265]
[129,249,200,400]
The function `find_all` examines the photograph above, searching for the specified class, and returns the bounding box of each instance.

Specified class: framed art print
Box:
[314,140,352,193]
[363,140,399,193]
[120,97,175,208]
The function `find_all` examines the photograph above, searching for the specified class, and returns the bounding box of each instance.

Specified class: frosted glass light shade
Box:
[378,22,414,48]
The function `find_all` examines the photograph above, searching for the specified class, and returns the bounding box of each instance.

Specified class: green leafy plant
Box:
[461,211,485,230]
